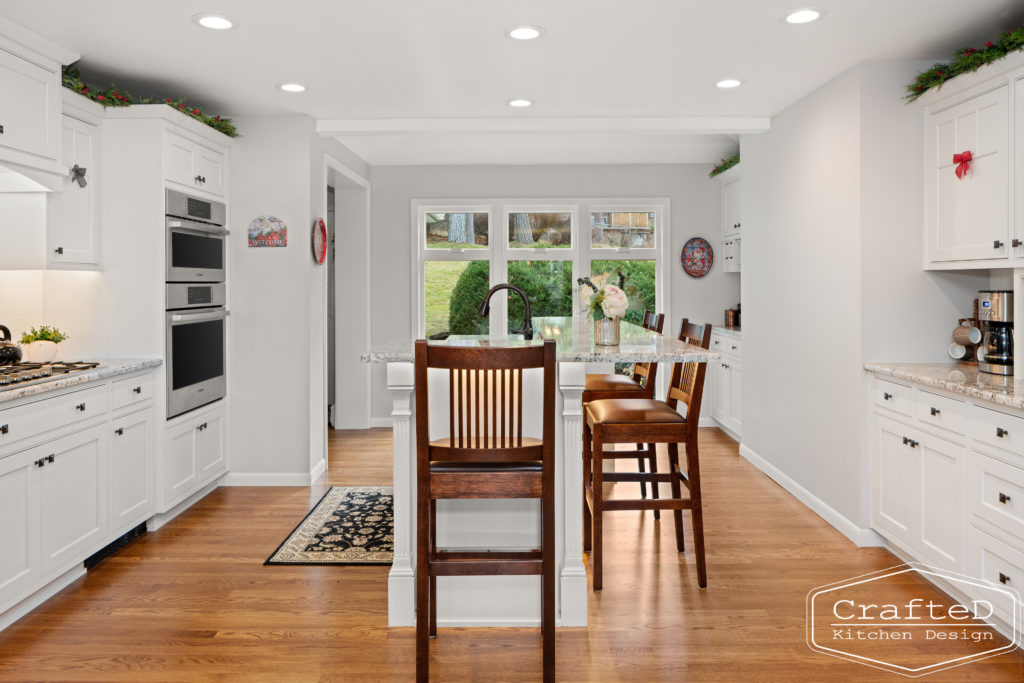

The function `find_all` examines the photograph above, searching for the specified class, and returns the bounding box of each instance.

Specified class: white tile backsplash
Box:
[0,270,102,359]
[0,271,44,343]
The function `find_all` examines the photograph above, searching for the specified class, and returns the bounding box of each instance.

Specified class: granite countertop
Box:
[0,358,163,405]
[363,316,720,364]
[864,361,1024,411]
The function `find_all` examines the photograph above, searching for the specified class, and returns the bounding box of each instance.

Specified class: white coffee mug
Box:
[948,342,967,360]
[952,324,982,346]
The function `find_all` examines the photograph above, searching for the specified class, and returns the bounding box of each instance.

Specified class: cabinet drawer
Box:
[0,385,108,451]
[969,404,1024,456]
[710,334,741,357]
[111,374,155,411]
[969,527,1024,620]
[873,379,913,416]
[916,390,965,434]
[973,452,1024,542]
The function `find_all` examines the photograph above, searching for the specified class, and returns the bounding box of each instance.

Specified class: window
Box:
[414,200,668,340]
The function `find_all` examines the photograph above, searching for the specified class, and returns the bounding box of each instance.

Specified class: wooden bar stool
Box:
[582,310,665,516]
[414,339,556,683]
[582,319,712,591]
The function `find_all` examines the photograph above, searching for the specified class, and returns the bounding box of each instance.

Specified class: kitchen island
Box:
[363,316,718,627]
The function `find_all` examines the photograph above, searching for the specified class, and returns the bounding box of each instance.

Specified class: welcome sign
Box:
[248,216,288,247]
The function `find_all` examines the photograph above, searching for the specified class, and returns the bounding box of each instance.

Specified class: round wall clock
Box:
[681,237,713,278]
[312,218,328,265]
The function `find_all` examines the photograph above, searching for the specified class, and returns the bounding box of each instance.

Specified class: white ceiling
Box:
[2,0,1023,165]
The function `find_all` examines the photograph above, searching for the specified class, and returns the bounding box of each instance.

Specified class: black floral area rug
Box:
[265,486,394,565]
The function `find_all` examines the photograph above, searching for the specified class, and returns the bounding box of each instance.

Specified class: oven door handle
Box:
[170,310,228,323]
[167,217,227,235]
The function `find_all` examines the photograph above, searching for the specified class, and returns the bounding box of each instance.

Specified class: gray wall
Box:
[368,164,740,421]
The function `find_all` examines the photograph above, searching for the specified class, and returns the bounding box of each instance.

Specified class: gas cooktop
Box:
[0,362,101,387]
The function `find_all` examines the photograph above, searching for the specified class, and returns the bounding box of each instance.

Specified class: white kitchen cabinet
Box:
[109,408,154,537]
[709,331,742,439]
[0,448,40,610]
[723,237,740,273]
[162,402,227,510]
[721,168,741,240]
[925,85,1010,264]
[48,95,102,267]
[163,129,225,198]
[0,45,59,164]
[35,424,107,574]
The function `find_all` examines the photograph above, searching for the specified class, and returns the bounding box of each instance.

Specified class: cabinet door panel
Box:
[874,418,918,544]
[50,115,101,265]
[110,410,154,533]
[0,451,38,608]
[38,425,107,574]
[194,147,225,197]
[196,411,225,479]
[927,86,1009,262]
[0,50,57,161]
[711,362,730,424]
[919,437,966,570]
[163,131,196,189]
[729,363,742,433]
[165,421,197,500]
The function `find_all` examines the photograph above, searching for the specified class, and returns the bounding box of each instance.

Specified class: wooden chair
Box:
[415,339,556,683]
[582,319,712,591]
[582,310,665,515]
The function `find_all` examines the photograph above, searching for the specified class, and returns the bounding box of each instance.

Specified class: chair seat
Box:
[587,398,685,425]
[584,373,644,393]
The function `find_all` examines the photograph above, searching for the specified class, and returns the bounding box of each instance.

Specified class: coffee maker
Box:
[978,290,1014,376]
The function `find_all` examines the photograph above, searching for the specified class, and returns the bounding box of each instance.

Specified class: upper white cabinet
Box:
[720,166,741,240]
[164,129,226,198]
[723,237,741,273]
[48,92,103,267]
[925,85,1010,263]
[0,46,60,165]
[921,52,1024,269]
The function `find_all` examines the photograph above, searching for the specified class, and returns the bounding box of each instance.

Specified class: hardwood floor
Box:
[0,427,1020,681]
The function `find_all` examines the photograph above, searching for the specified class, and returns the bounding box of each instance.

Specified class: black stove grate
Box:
[0,361,101,386]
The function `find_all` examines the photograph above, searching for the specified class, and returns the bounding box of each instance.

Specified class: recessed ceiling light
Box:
[507,98,533,108]
[785,8,822,24]
[278,82,307,93]
[508,26,543,40]
[716,79,742,89]
[192,13,236,30]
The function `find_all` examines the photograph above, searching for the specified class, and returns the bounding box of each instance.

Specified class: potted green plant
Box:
[20,326,69,363]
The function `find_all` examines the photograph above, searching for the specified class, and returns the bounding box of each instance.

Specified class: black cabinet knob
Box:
[1000,492,1012,504]
[47,455,54,464]
[0,124,5,134]
[930,407,940,416]
[1014,239,1023,248]
[1000,573,1011,585]
[54,246,64,255]
[75,403,86,412]
[115,428,124,436]
[34,458,45,468]
[133,386,142,394]
[883,392,892,400]
[994,240,1005,248]
[0,424,7,435]
[997,427,1008,438]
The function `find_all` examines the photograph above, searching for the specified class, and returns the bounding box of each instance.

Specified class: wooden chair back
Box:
[414,340,556,464]
[664,319,713,433]
[631,310,665,397]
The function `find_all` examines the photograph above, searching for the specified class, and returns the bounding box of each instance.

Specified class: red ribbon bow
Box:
[953,150,972,179]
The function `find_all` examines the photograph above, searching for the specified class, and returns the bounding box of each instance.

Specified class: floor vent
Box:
[85,522,147,570]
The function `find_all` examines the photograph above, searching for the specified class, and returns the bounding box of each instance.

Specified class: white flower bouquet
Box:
[577,272,629,320]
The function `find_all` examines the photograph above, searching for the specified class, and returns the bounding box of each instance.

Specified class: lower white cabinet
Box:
[36,425,108,574]
[0,448,39,610]
[109,409,155,537]
[163,403,227,510]
[709,332,742,438]
[723,238,741,273]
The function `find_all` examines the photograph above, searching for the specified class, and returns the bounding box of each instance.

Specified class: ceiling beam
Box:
[316,116,770,136]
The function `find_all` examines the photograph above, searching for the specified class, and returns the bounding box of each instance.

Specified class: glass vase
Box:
[593,317,620,346]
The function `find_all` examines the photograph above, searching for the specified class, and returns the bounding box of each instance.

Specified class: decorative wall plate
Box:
[681,237,714,278]
[312,218,328,265]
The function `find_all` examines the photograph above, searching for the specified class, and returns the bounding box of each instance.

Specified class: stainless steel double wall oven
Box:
[165,189,227,418]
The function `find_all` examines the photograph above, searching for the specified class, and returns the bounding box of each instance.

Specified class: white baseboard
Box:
[220,472,313,486]
[698,416,717,428]
[149,479,222,531]
[738,443,884,548]
[0,565,86,633]
[309,458,327,484]
[370,416,393,428]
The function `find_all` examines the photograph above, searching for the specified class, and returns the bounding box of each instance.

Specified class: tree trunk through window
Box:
[448,213,474,244]
[513,213,534,245]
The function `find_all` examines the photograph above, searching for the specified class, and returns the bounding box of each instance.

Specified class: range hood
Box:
[0,162,63,192]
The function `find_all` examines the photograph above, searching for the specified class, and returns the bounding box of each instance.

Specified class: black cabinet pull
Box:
[731,345,738,350]
[1014,239,1023,248]
[930,407,940,416]
[883,392,892,401]
[132,386,142,394]
[0,424,7,435]
[75,403,86,412]
[994,240,1005,248]
[1000,572,1011,585]
[1000,492,1012,504]
[902,437,918,448]
[195,175,203,183]
[997,427,1009,438]
[115,428,124,436]
[197,422,208,432]
[54,246,64,255]
[47,455,54,464]
[34,458,45,468]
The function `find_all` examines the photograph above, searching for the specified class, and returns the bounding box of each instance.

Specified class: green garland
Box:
[61,66,238,137]
[905,24,1024,102]
[709,153,739,178]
